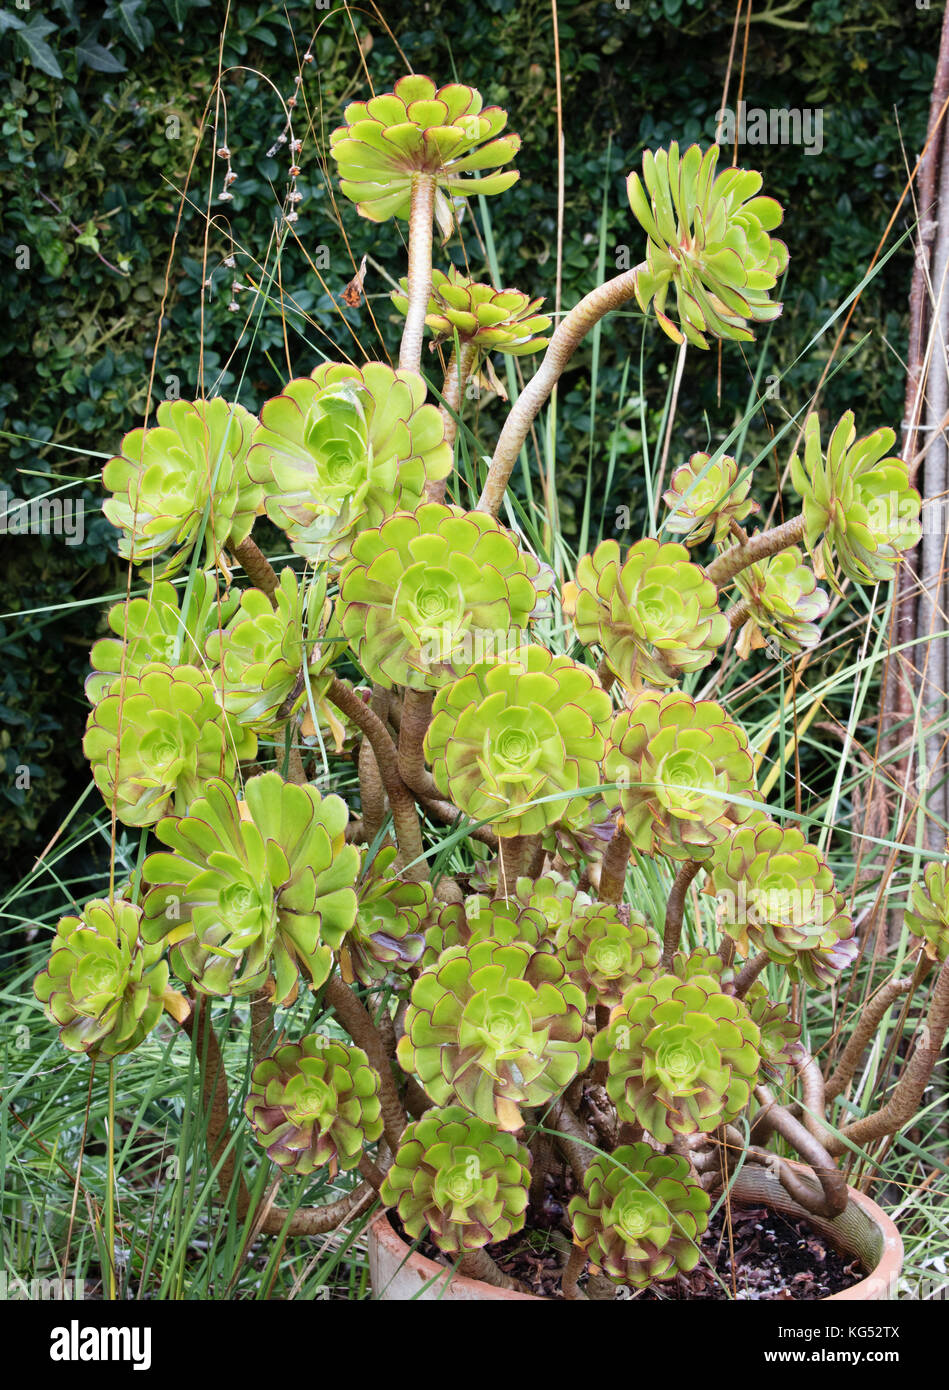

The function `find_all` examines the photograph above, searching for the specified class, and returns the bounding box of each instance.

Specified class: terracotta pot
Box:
[368,1159,903,1302]
[726,1161,903,1302]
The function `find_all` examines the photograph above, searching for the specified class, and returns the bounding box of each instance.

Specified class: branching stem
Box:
[231,536,279,602]
[397,688,434,797]
[324,976,407,1153]
[661,860,702,967]
[428,340,478,502]
[827,956,949,1153]
[823,977,914,1102]
[477,264,646,516]
[326,676,426,880]
[705,514,806,588]
[750,1083,847,1217]
[457,1247,530,1293]
[562,1244,589,1301]
[597,824,631,904]
[399,173,436,374]
[733,951,770,998]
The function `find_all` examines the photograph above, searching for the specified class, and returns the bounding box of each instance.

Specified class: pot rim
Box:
[795,1167,903,1302]
[369,1210,538,1300]
[369,1162,904,1302]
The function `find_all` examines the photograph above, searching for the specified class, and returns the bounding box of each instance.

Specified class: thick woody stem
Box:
[250,990,276,1062]
[435,875,464,904]
[285,743,307,785]
[399,173,436,375]
[528,836,547,878]
[358,736,386,842]
[592,1005,611,1087]
[726,598,751,630]
[867,955,934,1088]
[266,1184,375,1236]
[528,1133,555,1214]
[793,1045,834,1152]
[705,514,806,588]
[548,1097,594,1183]
[733,951,771,999]
[824,977,914,1102]
[404,1075,431,1119]
[326,676,426,880]
[324,976,407,1153]
[477,264,646,516]
[709,1146,843,1221]
[750,1083,848,1217]
[357,1154,386,1193]
[231,536,279,602]
[495,835,537,895]
[457,1247,530,1293]
[357,688,391,843]
[718,936,737,972]
[427,340,478,502]
[597,824,631,904]
[397,688,434,797]
[561,1243,589,1301]
[182,998,249,1212]
[661,860,702,968]
[828,956,949,1153]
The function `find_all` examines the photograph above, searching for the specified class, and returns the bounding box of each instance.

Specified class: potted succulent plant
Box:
[33,73,949,1302]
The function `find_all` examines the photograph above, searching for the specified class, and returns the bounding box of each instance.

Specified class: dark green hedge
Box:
[0,0,938,882]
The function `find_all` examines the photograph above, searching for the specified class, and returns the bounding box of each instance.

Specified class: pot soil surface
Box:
[392,1168,864,1300]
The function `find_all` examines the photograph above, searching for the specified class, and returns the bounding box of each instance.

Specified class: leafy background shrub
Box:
[0,0,938,889]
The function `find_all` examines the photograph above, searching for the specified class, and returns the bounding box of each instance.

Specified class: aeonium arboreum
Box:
[37,63,949,1305]
[424,644,612,838]
[83,662,256,827]
[337,503,546,689]
[396,938,591,1131]
[329,75,520,239]
[568,1143,711,1287]
[566,538,728,688]
[627,141,787,348]
[102,398,261,577]
[85,574,238,706]
[205,565,336,733]
[248,361,452,563]
[245,1035,383,1176]
[142,772,359,1002]
[34,898,174,1058]
[391,266,551,358]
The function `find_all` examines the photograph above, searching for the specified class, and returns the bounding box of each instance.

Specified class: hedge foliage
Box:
[0,0,938,877]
